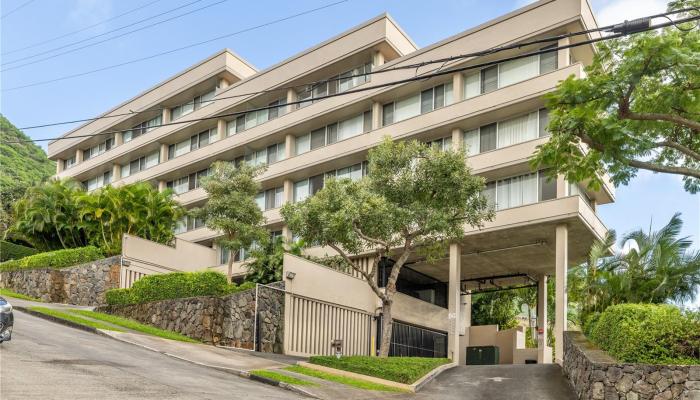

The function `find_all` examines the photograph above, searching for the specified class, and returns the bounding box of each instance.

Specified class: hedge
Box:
[588,303,700,364]
[0,240,39,262]
[0,246,104,272]
[309,356,451,384]
[105,271,257,305]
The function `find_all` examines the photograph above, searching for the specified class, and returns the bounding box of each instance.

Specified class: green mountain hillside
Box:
[0,114,55,233]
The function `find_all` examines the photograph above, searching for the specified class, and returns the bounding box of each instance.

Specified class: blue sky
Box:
[1,0,698,302]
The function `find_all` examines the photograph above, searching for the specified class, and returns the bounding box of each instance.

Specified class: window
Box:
[123,115,162,143]
[294,162,368,202]
[171,89,216,120]
[484,170,556,211]
[83,171,112,191]
[83,137,115,160]
[256,187,284,210]
[121,151,159,177]
[227,97,287,136]
[427,136,453,151]
[168,128,217,159]
[463,48,560,99]
[63,156,76,170]
[174,215,205,234]
[568,181,592,207]
[295,111,370,155]
[382,83,453,125]
[240,142,285,166]
[166,168,210,195]
[296,62,372,110]
[462,109,549,155]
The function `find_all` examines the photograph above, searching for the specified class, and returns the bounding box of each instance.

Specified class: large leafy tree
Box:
[195,161,268,283]
[569,213,700,326]
[532,1,700,192]
[282,138,493,357]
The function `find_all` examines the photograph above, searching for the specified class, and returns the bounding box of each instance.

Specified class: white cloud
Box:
[591,0,668,27]
[68,0,113,28]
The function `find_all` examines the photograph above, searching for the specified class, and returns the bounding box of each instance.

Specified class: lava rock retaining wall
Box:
[0,256,121,305]
[563,331,700,400]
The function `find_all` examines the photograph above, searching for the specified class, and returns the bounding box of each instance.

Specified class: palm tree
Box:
[571,213,700,324]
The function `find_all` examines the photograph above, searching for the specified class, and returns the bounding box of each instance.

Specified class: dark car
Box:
[0,296,13,342]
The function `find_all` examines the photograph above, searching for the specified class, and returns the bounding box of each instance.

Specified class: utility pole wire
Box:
[1,0,35,19]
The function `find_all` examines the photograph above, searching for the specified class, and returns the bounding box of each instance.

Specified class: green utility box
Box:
[466,346,500,365]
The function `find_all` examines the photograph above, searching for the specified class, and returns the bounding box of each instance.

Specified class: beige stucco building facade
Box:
[48,0,613,364]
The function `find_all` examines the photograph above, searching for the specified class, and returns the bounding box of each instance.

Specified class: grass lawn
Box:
[29,306,124,332]
[285,365,406,392]
[0,288,41,301]
[69,309,199,343]
[308,356,451,384]
[250,369,317,386]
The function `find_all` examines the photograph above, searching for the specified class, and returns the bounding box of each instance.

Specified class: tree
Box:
[245,237,304,284]
[471,291,520,330]
[532,1,700,193]
[282,138,493,357]
[570,213,700,326]
[195,161,268,283]
[10,179,184,254]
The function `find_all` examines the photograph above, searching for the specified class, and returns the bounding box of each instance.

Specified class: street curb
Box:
[17,310,317,399]
[14,306,112,339]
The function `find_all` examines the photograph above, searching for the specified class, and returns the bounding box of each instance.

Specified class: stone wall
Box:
[0,256,121,305]
[97,282,286,352]
[563,331,700,400]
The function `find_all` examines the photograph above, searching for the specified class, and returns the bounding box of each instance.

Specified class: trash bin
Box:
[466,346,499,365]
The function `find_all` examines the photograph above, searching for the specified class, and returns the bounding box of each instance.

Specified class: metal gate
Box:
[284,292,373,357]
[378,319,448,358]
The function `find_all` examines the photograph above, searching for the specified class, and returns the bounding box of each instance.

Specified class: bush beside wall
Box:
[104,271,256,305]
[588,304,700,364]
[0,241,39,262]
[0,246,104,272]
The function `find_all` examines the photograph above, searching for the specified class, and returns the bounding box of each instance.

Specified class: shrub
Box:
[105,288,134,305]
[0,240,39,262]
[582,312,601,336]
[0,246,104,271]
[105,271,258,305]
[589,304,700,364]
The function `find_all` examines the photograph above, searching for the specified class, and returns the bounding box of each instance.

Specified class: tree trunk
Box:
[227,250,235,283]
[378,298,393,358]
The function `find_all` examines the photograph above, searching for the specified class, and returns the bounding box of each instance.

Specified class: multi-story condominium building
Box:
[48,0,613,364]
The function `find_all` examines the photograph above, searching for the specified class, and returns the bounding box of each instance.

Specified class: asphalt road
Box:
[0,310,302,400]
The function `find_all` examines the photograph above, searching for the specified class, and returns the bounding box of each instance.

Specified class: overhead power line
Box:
[5,12,698,145]
[2,0,350,91]
[1,0,35,19]
[13,7,698,132]
[2,0,164,56]
[2,0,223,70]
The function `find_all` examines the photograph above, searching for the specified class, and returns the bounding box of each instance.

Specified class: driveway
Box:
[414,364,576,400]
[1,310,302,400]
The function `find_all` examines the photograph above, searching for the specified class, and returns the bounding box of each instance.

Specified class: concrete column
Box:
[371,101,382,130]
[556,175,567,198]
[160,143,168,163]
[537,274,549,362]
[282,225,293,244]
[75,148,83,163]
[56,159,64,174]
[217,119,227,140]
[555,224,568,364]
[158,180,166,192]
[114,131,123,146]
[162,108,171,124]
[283,179,294,204]
[447,243,462,362]
[372,50,385,68]
[286,88,297,114]
[452,72,464,103]
[112,164,121,180]
[558,37,570,68]
[218,77,230,90]
[451,128,463,152]
[285,134,295,159]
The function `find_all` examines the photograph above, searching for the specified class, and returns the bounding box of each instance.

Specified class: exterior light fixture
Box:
[286,271,296,280]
